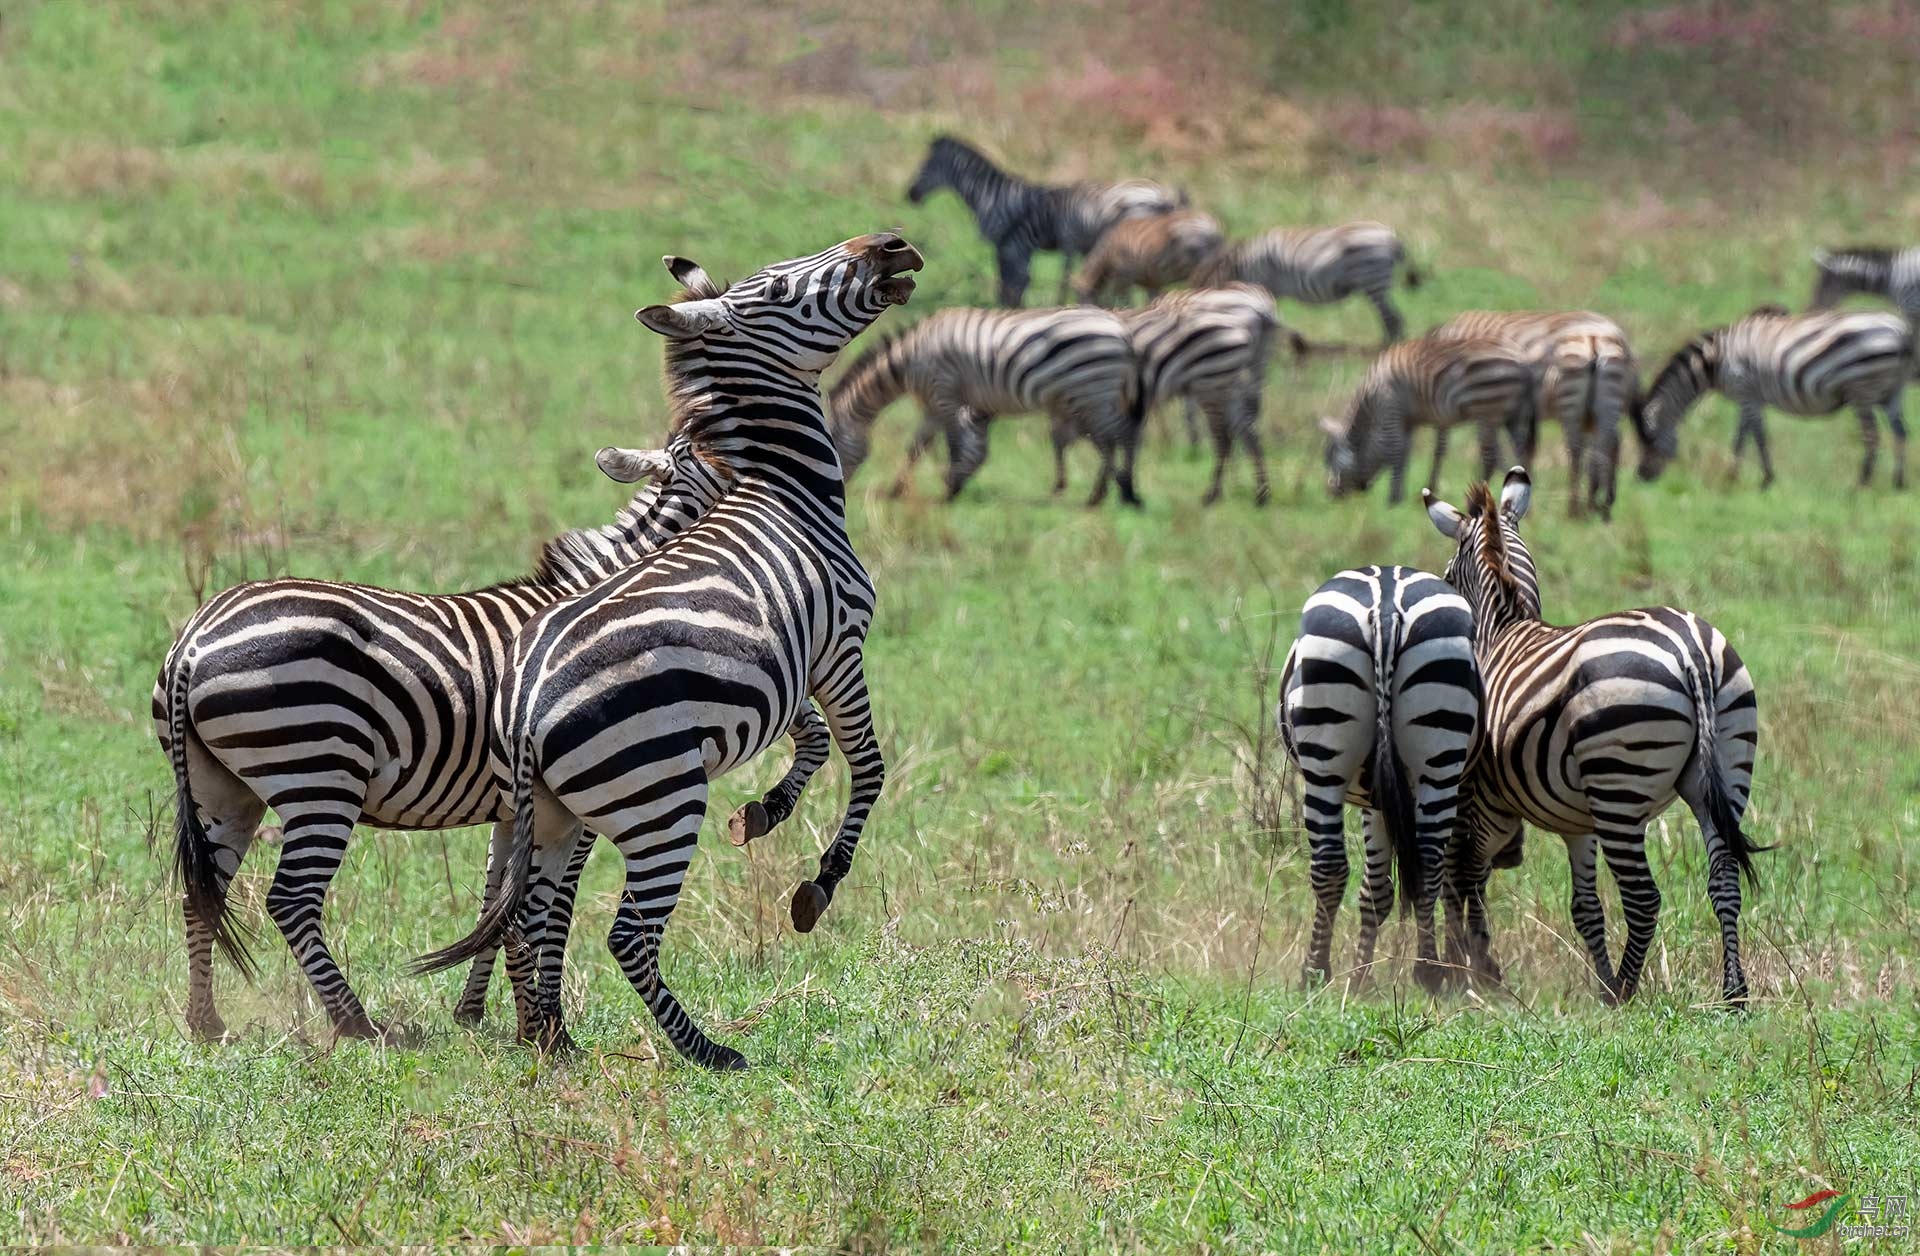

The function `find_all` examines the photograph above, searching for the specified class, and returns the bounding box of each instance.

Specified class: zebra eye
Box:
[769,275,791,301]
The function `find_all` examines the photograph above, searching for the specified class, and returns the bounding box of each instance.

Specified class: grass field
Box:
[4,1,1920,1249]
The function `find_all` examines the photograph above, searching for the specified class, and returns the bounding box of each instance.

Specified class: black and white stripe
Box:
[1424,469,1765,1004]
[906,135,1181,307]
[826,305,1141,506]
[1194,221,1421,343]
[1074,209,1227,306]
[1120,283,1285,505]
[1320,336,1535,504]
[1431,310,1639,519]
[156,435,828,1042]
[416,233,923,1069]
[1636,307,1914,488]
[1810,245,1920,323]
[1277,566,1480,990]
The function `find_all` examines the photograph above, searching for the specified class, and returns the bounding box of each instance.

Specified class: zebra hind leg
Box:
[1854,401,1882,488]
[526,826,592,1052]
[1886,391,1908,489]
[453,819,514,1027]
[598,758,746,1070]
[1680,772,1753,1006]
[183,793,266,1043]
[262,796,387,1040]
[1564,833,1620,1002]
[1300,778,1350,988]
[1200,396,1234,507]
[1596,827,1661,1004]
[1350,811,1395,988]
[1408,784,1454,993]
[1367,289,1405,344]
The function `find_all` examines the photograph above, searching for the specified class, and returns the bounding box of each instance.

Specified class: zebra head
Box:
[906,135,985,204]
[635,233,924,380]
[1422,468,1542,635]
[1635,330,1719,481]
[1317,413,1366,496]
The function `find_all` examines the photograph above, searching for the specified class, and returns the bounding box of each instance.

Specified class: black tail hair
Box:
[414,740,537,975]
[1401,258,1425,289]
[1368,605,1422,917]
[167,659,256,980]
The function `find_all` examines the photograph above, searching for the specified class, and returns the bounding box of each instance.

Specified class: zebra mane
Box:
[528,482,661,590]
[1463,481,1517,592]
[1816,245,1894,273]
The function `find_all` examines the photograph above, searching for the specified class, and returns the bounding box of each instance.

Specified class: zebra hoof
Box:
[729,800,769,847]
[1413,960,1449,995]
[187,1011,229,1044]
[1253,485,1271,508]
[538,1022,577,1055]
[700,1043,750,1072]
[451,1002,486,1029]
[1299,964,1330,991]
[790,880,831,933]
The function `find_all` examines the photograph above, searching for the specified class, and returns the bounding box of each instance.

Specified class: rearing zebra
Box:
[1277,566,1480,992]
[1320,336,1535,504]
[417,233,923,1069]
[1431,309,1639,520]
[906,135,1182,308]
[1810,245,1920,323]
[157,431,827,1043]
[1193,221,1421,344]
[826,305,1140,506]
[1424,469,1765,1005]
[1635,306,1913,489]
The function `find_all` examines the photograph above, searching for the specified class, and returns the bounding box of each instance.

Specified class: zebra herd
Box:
[147,141,1913,1068]
[882,136,1919,515]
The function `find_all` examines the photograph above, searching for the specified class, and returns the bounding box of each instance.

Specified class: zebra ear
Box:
[1811,248,1831,270]
[1500,467,1532,521]
[595,446,674,484]
[636,299,726,339]
[663,255,722,298]
[1422,488,1464,539]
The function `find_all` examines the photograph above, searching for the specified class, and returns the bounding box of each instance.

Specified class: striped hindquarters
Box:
[1123,283,1279,409]
[1205,221,1406,304]
[1721,308,1914,416]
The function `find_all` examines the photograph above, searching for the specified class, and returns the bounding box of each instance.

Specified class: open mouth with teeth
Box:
[870,237,924,306]
[875,273,918,305]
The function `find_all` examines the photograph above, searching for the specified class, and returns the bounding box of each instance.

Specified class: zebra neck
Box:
[945,149,1034,229]
[530,482,692,592]
[1826,252,1892,294]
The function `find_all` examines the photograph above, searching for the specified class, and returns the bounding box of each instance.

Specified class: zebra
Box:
[1635,307,1914,489]
[1276,566,1480,992]
[1423,468,1765,1005]
[1119,283,1289,505]
[1431,310,1639,520]
[1192,221,1421,345]
[1319,336,1536,504]
[905,134,1182,308]
[414,233,923,1069]
[825,305,1141,506]
[1073,209,1226,307]
[157,432,828,1043]
[1809,245,1920,323]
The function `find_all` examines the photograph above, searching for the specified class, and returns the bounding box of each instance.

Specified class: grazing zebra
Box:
[1320,336,1535,504]
[157,432,827,1043]
[416,233,923,1069]
[1431,310,1639,520]
[1073,209,1226,307]
[1120,283,1287,505]
[1424,469,1765,1004]
[1276,566,1480,991]
[905,135,1182,307]
[1810,245,1920,322]
[1192,221,1421,344]
[1635,307,1914,489]
[826,305,1140,506]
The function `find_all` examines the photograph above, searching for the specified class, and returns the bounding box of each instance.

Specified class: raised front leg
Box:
[730,703,832,847]
[791,658,887,934]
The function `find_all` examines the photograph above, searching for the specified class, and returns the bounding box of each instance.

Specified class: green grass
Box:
[4,1,1920,1249]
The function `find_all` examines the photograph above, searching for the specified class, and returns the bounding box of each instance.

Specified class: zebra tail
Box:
[413,738,538,975]
[167,652,257,980]
[1368,613,1422,920]
[1685,655,1772,889]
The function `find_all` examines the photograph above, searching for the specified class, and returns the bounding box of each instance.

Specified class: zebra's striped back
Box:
[1322,336,1534,501]
[1195,221,1416,342]
[1277,565,1480,988]
[1639,308,1914,478]
[1811,245,1920,320]
[1074,209,1226,304]
[1424,470,1764,1003]
[827,305,1137,501]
